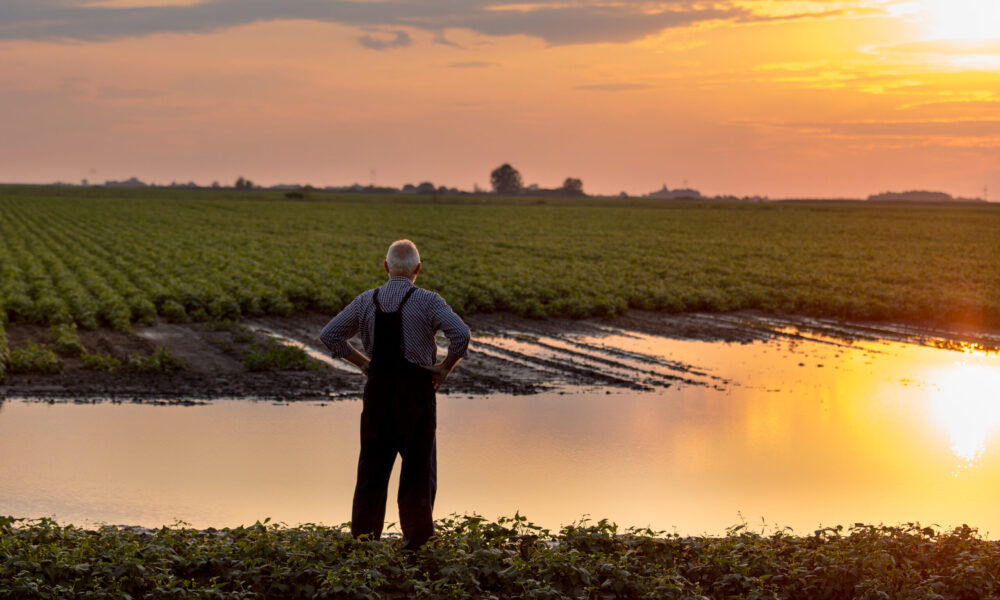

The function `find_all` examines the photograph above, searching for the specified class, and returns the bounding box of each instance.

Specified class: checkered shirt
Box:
[319,276,470,366]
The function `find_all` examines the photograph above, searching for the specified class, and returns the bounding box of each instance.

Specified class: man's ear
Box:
[383,260,390,274]
[414,263,422,276]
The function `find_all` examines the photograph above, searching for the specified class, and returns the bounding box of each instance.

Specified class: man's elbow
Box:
[318,332,337,352]
[451,331,472,358]
[326,341,353,359]
[319,329,349,355]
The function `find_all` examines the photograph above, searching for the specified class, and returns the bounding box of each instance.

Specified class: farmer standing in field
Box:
[319,239,470,550]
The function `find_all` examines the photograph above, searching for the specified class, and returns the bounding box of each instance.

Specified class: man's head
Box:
[384,239,421,280]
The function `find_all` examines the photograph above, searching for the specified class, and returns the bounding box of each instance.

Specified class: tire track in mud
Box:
[469,331,725,392]
[531,336,723,384]
[470,338,653,391]
[250,315,728,395]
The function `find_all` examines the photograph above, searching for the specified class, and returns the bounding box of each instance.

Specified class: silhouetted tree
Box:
[415,181,436,194]
[490,163,522,195]
[561,177,584,196]
[235,177,253,190]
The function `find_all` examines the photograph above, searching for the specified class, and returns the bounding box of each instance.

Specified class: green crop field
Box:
[1,185,998,376]
[2,514,998,599]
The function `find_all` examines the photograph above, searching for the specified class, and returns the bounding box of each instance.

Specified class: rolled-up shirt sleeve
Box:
[430,294,471,358]
[319,294,365,358]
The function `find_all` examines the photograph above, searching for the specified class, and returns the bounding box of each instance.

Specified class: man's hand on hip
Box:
[422,354,463,390]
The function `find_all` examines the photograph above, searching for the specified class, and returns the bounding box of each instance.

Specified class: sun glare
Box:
[927,363,1000,470]
[921,0,1000,41]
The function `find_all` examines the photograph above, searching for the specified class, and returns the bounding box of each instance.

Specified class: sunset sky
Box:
[1,0,998,198]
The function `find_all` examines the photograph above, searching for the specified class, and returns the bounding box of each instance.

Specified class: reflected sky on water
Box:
[1,328,998,536]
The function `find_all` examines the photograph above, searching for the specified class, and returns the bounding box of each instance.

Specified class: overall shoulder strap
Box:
[396,287,418,313]
[372,288,383,312]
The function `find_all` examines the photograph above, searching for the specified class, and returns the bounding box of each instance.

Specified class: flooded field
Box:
[2,317,999,536]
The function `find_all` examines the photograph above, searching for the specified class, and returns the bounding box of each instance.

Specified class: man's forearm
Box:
[341,347,370,374]
[439,353,462,374]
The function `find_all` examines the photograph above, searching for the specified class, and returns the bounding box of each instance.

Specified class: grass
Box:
[2,514,998,599]
[0,186,997,341]
[243,337,316,372]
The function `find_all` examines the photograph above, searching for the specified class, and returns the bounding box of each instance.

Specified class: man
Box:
[319,239,470,550]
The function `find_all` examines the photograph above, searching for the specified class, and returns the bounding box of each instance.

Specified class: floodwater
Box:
[2,324,999,536]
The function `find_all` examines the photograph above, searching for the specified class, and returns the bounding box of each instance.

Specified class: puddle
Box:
[2,321,999,536]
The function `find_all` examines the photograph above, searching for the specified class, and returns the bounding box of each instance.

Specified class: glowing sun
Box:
[922,0,1000,41]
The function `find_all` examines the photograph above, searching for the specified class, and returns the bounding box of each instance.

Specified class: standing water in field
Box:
[1,318,999,536]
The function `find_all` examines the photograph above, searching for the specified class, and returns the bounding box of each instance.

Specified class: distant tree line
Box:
[57,165,585,199]
[489,163,585,197]
[55,169,983,203]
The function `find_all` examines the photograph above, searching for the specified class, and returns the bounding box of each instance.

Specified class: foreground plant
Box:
[2,515,999,599]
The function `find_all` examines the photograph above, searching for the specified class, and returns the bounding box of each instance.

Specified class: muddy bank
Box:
[2,311,997,402]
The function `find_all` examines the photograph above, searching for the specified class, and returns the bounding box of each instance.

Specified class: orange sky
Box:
[1,0,998,198]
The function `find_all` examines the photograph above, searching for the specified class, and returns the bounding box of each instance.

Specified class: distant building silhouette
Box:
[104,177,147,188]
[647,185,702,200]
[865,190,985,202]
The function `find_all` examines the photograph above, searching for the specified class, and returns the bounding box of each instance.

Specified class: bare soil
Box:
[3,310,998,402]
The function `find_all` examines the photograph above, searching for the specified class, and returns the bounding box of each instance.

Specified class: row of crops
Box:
[2,514,999,599]
[1,186,999,379]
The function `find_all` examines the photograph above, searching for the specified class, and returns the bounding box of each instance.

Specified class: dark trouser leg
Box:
[396,376,437,548]
[351,378,398,540]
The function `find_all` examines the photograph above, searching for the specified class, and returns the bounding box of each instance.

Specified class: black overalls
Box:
[351,287,437,548]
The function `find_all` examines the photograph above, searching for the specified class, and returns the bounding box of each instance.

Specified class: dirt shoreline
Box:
[2,310,997,403]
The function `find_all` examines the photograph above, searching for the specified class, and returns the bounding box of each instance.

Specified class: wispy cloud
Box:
[861,39,1000,71]
[898,99,1000,112]
[358,29,410,50]
[449,61,498,68]
[783,119,1000,138]
[97,86,168,99]
[0,0,875,47]
[874,40,1000,55]
[575,83,654,92]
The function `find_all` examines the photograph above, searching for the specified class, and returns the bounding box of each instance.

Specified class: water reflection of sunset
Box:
[927,363,1000,467]
[1,327,998,535]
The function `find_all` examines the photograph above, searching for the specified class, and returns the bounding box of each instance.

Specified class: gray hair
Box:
[385,239,420,275]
